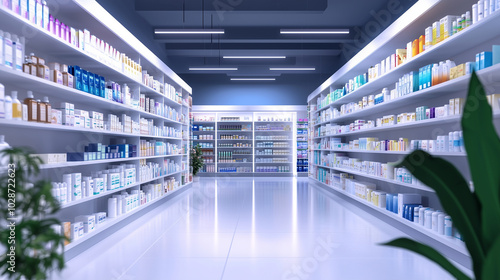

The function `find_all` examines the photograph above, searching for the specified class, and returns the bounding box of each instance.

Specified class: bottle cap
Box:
[11,91,18,99]
[43,96,49,103]
[27,91,34,98]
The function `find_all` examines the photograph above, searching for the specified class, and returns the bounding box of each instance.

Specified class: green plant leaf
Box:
[395,150,484,277]
[462,71,500,251]
[482,235,500,279]
[382,238,471,280]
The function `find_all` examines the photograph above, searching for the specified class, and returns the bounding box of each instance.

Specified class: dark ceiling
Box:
[97,0,418,100]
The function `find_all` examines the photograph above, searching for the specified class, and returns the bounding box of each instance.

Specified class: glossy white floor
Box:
[54,177,471,280]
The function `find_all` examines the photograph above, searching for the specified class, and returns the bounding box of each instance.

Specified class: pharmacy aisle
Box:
[53,177,471,280]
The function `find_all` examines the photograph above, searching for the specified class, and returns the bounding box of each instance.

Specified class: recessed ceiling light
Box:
[155,29,225,34]
[270,67,315,71]
[231,78,276,81]
[223,56,286,59]
[280,29,349,34]
[189,67,238,71]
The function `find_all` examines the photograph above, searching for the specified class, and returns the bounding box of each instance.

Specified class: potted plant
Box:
[0,147,66,280]
[190,144,204,182]
[383,72,500,280]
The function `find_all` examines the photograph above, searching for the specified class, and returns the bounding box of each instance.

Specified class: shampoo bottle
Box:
[37,99,46,123]
[11,91,22,121]
[42,96,51,123]
[24,91,37,122]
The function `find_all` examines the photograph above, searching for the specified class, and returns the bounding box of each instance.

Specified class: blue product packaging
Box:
[412,71,419,92]
[386,194,393,211]
[392,196,398,214]
[72,66,83,91]
[493,45,500,65]
[88,72,95,95]
[94,74,100,96]
[67,152,86,161]
[100,76,106,98]
[419,67,424,90]
[481,51,493,69]
[476,53,481,70]
[82,70,89,93]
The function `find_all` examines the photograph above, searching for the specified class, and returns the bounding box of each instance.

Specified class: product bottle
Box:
[12,35,23,71]
[465,11,472,28]
[3,32,13,68]
[4,94,12,120]
[0,30,4,67]
[439,61,447,83]
[37,99,46,123]
[473,4,478,24]
[478,0,484,21]
[431,63,439,86]
[24,91,37,122]
[11,91,22,121]
[42,96,51,123]
[445,60,456,81]
[0,135,11,166]
[484,0,490,18]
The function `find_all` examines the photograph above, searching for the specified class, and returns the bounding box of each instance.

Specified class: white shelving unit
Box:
[192,113,216,174]
[0,0,192,260]
[306,0,500,268]
[193,106,304,175]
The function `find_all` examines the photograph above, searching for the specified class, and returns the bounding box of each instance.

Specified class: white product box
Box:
[75,215,96,233]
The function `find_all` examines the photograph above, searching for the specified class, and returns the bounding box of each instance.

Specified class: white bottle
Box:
[3,32,13,69]
[449,132,454,152]
[12,35,23,71]
[4,94,12,120]
[459,131,465,152]
[0,83,4,119]
[0,135,11,166]
[490,0,495,13]
[478,0,484,21]
[484,0,490,17]
[473,4,478,24]
[0,30,4,67]
[453,131,461,152]
[11,91,22,121]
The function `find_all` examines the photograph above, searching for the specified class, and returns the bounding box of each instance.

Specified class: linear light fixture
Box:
[223,56,286,59]
[189,67,238,71]
[231,78,276,81]
[270,67,315,71]
[280,29,349,34]
[155,29,225,34]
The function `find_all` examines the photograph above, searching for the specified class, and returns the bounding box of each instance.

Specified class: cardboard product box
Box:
[396,49,407,65]
[450,64,465,80]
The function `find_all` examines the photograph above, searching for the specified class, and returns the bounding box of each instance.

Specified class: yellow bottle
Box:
[11,91,22,121]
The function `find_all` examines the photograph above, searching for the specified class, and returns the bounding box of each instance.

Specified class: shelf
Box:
[254,130,291,133]
[255,162,294,164]
[64,182,191,251]
[217,120,253,123]
[311,164,433,192]
[193,121,216,123]
[60,170,186,209]
[218,139,253,141]
[255,139,292,141]
[255,154,291,156]
[192,139,216,141]
[230,154,253,156]
[309,0,500,104]
[217,147,253,149]
[217,162,253,164]
[217,130,253,132]
[254,121,293,123]
[313,63,500,125]
[313,114,469,139]
[309,178,468,256]
[193,130,216,133]
[311,149,466,157]
[0,68,185,125]
[254,172,293,174]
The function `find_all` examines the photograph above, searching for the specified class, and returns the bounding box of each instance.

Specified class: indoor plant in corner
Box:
[190,144,204,182]
[382,72,500,280]
[0,147,66,280]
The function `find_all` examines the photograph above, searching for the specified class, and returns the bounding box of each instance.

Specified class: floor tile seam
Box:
[220,184,250,280]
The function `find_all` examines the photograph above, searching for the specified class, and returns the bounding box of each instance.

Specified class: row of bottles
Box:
[431,60,456,86]
[0,30,25,71]
[1,84,51,123]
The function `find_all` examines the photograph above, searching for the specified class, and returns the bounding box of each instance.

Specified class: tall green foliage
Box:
[382,72,500,280]
[190,145,205,176]
[0,148,66,280]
